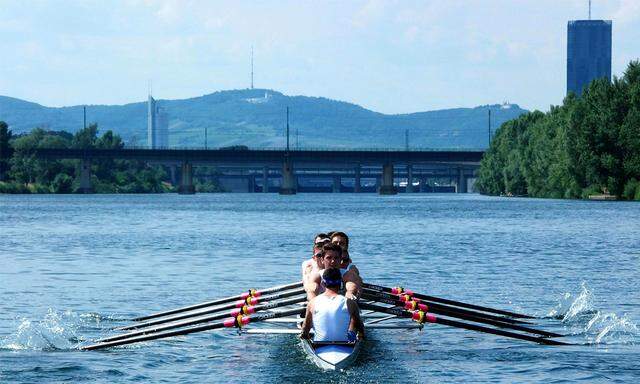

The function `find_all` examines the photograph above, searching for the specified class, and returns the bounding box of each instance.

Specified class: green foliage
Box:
[1,125,179,194]
[0,121,12,180]
[477,61,640,201]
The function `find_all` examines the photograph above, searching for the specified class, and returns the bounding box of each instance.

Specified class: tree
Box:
[0,121,12,181]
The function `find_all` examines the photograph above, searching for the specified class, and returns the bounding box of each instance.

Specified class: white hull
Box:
[301,339,362,371]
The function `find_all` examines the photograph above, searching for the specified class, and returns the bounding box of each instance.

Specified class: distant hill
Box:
[0,89,528,149]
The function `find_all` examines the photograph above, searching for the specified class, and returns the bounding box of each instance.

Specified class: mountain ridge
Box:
[0,89,528,149]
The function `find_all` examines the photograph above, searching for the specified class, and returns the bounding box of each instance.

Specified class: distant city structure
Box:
[567,19,612,96]
[147,95,169,148]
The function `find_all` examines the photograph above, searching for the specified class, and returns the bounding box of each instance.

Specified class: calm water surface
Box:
[1,193,639,383]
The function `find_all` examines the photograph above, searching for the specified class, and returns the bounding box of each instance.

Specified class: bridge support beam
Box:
[178,161,195,194]
[406,164,414,193]
[262,166,269,193]
[169,165,178,186]
[457,168,467,194]
[332,175,341,193]
[379,163,397,195]
[248,175,256,193]
[419,177,427,193]
[354,165,361,193]
[279,160,296,195]
[77,158,94,194]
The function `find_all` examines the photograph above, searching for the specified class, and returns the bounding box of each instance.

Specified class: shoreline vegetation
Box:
[0,123,223,194]
[476,61,640,201]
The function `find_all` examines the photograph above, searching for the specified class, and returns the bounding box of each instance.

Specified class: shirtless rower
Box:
[307,242,361,300]
[300,267,365,342]
[302,233,330,286]
[330,232,362,295]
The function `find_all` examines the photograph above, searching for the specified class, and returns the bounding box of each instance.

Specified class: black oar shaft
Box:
[98,295,307,343]
[132,281,303,321]
[359,302,567,346]
[361,292,561,338]
[118,287,304,331]
[82,307,306,351]
[362,288,530,325]
[363,282,534,319]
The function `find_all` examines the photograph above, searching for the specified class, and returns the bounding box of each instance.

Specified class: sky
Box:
[1,0,639,114]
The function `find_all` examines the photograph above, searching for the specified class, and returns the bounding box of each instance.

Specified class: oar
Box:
[131,281,303,321]
[363,282,535,319]
[359,302,569,346]
[97,295,307,343]
[361,292,562,338]
[82,306,306,351]
[117,287,305,331]
[362,288,531,325]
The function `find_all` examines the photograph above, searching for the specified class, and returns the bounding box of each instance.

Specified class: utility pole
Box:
[83,106,86,129]
[589,0,591,20]
[488,109,492,146]
[205,127,208,149]
[405,129,409,150]
[286,107,290,152]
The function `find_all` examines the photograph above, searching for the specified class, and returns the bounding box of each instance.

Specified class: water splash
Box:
[0,309,113,351]
[548,282,639,345]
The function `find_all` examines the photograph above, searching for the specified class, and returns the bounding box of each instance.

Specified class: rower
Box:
[302,233,330,287]
[307,242,360,301]
[330,232,362,297]
[300,268,365,342]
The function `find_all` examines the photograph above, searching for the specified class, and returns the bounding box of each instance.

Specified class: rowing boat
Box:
[301,339,362,371]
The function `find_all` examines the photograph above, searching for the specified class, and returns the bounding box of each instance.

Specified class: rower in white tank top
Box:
[312,294,351,342]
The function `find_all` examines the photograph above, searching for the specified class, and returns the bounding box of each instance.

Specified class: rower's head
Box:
[321,268,342,291]
[331,231,349,251]
[320,242,343,269]
[331,232,350,267]
[313,233,330,258]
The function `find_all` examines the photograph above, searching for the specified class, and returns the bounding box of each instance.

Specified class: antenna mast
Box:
[251,46,254,89]
[286,107,290,152]
[589,0,591,20]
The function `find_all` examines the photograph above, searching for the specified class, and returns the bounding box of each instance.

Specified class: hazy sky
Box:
[1,0,639,113]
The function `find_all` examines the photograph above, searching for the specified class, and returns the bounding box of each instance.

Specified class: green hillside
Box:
[0,89,528,149]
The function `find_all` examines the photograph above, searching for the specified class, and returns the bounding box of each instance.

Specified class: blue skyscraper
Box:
[147,95,169,148]
[567,20,612,96]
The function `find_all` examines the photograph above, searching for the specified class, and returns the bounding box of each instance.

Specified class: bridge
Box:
[34,147,484,195]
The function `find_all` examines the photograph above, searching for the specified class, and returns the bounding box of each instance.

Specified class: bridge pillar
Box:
[419,177,427,193]
[354,165,361,193]
[457,168,467,194]
[77,158,94,194]
[262,166,269,193]
[169,165,178,186]
[178,161,195,194]
[279,160,296,195]
[379,163,397,195]
[406,164,414,193]
[332,175,341,193]
[248,175,256,193]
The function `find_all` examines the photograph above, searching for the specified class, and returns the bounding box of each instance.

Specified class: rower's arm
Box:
[343,269,362,300]
[304,272,321,301]
[300,301,314,339]
[347,299,365,339]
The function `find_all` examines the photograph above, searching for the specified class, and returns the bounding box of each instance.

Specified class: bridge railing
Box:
[121,145,487,152]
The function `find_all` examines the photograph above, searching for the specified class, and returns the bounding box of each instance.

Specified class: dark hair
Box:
[331,231,349,248]
[326,231,336,238]
[322,268,342,289]
[321,242,343,258]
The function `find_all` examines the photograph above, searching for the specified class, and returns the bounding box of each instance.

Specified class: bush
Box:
[51,173,74,193]
[623,178,640,201]
[0,181,30,194]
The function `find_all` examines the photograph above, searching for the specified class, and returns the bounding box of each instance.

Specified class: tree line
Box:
[0,124,223,194]
[476,61,640,200]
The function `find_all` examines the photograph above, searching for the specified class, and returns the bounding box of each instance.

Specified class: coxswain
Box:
[300,267,365,342]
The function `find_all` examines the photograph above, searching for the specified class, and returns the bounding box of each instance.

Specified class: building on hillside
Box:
[567,20,612,96]
[147,95,169,148]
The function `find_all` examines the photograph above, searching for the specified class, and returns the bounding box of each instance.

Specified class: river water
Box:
[1,193,639,383]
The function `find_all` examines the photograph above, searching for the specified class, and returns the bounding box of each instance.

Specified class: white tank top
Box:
[312,294,350,342]
[318,264,354,279]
